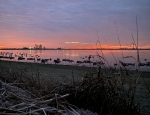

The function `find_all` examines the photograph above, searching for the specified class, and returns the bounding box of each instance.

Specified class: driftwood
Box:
[0,80,85,115]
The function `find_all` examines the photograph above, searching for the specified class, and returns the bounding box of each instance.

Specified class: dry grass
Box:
[58,66,143,115]
[0,60,147,115]
[0,61,90,115]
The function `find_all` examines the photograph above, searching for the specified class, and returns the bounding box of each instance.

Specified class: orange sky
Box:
[0,39,148,49]
[0,32,149,49]
[0,0,150,49]
[0,28,148,49]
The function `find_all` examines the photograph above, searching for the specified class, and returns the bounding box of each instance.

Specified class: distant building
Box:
[39,44,42,49]
[35,44,39,49]
[34,44,43,49]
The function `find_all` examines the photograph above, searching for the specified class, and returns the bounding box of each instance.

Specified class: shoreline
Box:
[1,48,150,50]
[0,59,95,70]
[1,58,150,72]
[0,60,150,76]
[0,60,97,81]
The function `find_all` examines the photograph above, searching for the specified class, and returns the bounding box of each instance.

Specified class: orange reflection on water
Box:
[65,53,79,57]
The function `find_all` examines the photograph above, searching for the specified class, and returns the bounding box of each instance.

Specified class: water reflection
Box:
[0,50,150,71]
[29,49,32,55]
[65,53,79,57]
[34,50,42,55]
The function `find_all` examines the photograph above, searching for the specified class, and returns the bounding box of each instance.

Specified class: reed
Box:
[0,59,142,115]
[58,67,141,115]
[114,21,124,61]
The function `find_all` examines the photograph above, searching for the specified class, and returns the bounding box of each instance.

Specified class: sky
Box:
[0,0,150,49]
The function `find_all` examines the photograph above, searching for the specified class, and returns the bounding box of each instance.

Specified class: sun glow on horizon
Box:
[65,42,80,44]
[1,40,150,49]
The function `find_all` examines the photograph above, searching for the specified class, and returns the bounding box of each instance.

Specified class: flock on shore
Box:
[0,51,105,66]
[0,51,150,67]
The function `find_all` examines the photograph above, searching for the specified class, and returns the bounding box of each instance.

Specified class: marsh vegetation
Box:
[0,60,150,115]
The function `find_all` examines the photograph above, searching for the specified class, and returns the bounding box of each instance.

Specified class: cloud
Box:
[81,43,91,45]
[65,42,80,44]
[0,0,150,48]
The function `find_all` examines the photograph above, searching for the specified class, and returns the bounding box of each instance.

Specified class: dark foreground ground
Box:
[0,60,98,82]
[0,60,150,115]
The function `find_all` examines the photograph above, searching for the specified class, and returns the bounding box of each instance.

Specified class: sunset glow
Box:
[0,0,150,49]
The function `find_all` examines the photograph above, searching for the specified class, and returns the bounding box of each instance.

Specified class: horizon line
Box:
[0,47,150,50]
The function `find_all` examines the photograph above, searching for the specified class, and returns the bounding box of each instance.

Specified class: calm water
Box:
[0,49,150,71]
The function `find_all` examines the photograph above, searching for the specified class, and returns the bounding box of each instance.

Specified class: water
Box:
[0,49,150,71]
